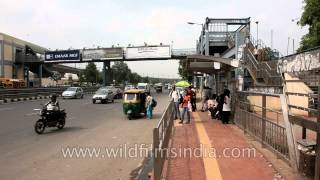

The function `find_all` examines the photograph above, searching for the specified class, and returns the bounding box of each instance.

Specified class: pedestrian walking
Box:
[216,93,224,120]
[169,85,181,120]
[222,89,231,124]
[189,86,197,112]
[146,93,153,119]
[179,89,191,124]
[208,94,218,119]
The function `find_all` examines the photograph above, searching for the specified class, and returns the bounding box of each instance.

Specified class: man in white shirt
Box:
[222,89,231,124]
[169,85,181,120]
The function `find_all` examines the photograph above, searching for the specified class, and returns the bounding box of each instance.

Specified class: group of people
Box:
[205,89,231,124]
[169,86,196,124]
[170,85,232,124]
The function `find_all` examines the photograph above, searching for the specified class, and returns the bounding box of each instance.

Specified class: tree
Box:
[178,60,192,82]
[298,0,320,51]
[83,62,101,85]
[142,76,150,83]
[111,61,131,85]
[129,72,142,84]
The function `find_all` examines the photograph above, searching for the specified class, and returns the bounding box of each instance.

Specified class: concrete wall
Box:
[0,33,46,79]
[4,65,12,78]
[4,44,13,60]
[247,73,310,116]
[247,96,282,112]
[285,73,310,116]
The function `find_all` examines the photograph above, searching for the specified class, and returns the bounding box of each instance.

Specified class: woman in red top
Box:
[179,89,191,124]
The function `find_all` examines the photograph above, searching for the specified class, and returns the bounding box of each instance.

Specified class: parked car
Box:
[92,88,114,104]
[62,87,84,99]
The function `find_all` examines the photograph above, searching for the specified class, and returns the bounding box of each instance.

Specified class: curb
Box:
[0,92,92,104]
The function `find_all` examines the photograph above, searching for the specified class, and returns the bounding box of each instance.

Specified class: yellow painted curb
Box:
[193,112,222,180]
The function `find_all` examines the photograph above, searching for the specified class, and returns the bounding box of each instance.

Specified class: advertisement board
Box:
[45,50,80,62]
[82,48,123,61]
[126,46,171,59]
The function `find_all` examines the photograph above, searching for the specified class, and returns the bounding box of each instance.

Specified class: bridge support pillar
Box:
[103,61,110,86]
[24,66,29,88]
[39,64,42,87]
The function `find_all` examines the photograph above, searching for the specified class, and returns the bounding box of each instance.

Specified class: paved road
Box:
[0,90,169,180]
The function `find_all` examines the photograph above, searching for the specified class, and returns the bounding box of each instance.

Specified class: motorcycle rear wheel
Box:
[57,119,65,129]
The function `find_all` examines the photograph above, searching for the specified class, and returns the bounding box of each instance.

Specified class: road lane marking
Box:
[0,107,15,111]
[193,112,222,180]
[25,112,38,116]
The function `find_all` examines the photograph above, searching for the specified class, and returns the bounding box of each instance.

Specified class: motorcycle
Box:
[34,104,66,134]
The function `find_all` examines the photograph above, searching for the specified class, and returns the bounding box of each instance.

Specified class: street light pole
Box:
[287,37,290,55]
[187,22,203,26]
[255,21,259,47]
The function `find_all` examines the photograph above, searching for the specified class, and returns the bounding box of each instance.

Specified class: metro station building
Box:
[0,32,46,80]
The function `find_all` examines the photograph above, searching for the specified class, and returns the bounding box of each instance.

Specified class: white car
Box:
[62,87,84,99]
[92,88,114,104]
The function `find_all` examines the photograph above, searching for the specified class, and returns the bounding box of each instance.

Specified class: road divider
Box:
[0,87,99,104]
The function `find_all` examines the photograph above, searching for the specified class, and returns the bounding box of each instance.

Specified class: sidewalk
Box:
[162,111,284,180]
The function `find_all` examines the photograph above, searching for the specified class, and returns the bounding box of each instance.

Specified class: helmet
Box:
[51,93,57,101]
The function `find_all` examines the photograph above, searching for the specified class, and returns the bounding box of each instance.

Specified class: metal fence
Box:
[234,91,290,162]
[153,101,174,180]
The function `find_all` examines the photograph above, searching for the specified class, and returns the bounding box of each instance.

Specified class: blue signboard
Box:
[45,50,80,62]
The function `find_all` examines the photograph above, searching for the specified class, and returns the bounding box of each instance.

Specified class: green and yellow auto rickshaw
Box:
[123,89,146,120]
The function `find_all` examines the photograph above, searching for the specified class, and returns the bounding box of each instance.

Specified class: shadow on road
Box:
[43,126,87,134]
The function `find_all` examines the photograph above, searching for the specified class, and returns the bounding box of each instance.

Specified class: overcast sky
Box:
[0,0,308,78]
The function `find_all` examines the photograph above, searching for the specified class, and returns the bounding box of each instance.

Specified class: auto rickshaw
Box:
[123,89,146,120]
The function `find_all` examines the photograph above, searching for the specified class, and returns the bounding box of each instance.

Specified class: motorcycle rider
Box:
[45,93,60,120]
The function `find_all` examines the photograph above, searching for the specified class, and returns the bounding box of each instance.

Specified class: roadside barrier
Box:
[153,101,174,180]
[0,87,99,103]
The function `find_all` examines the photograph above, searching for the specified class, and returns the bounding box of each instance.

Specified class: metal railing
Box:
[153,101,175,180]
[243,47,283,86]
[282,72,320,179]
[234,91,291,162]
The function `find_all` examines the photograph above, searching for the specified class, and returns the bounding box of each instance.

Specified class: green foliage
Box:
[129,72,142,84]
[83,62,101,84]
[111,61,131,85]
[178,60,192,82]
[142,76,150,83]
[263,47,281,60]
[298,0,320,51]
